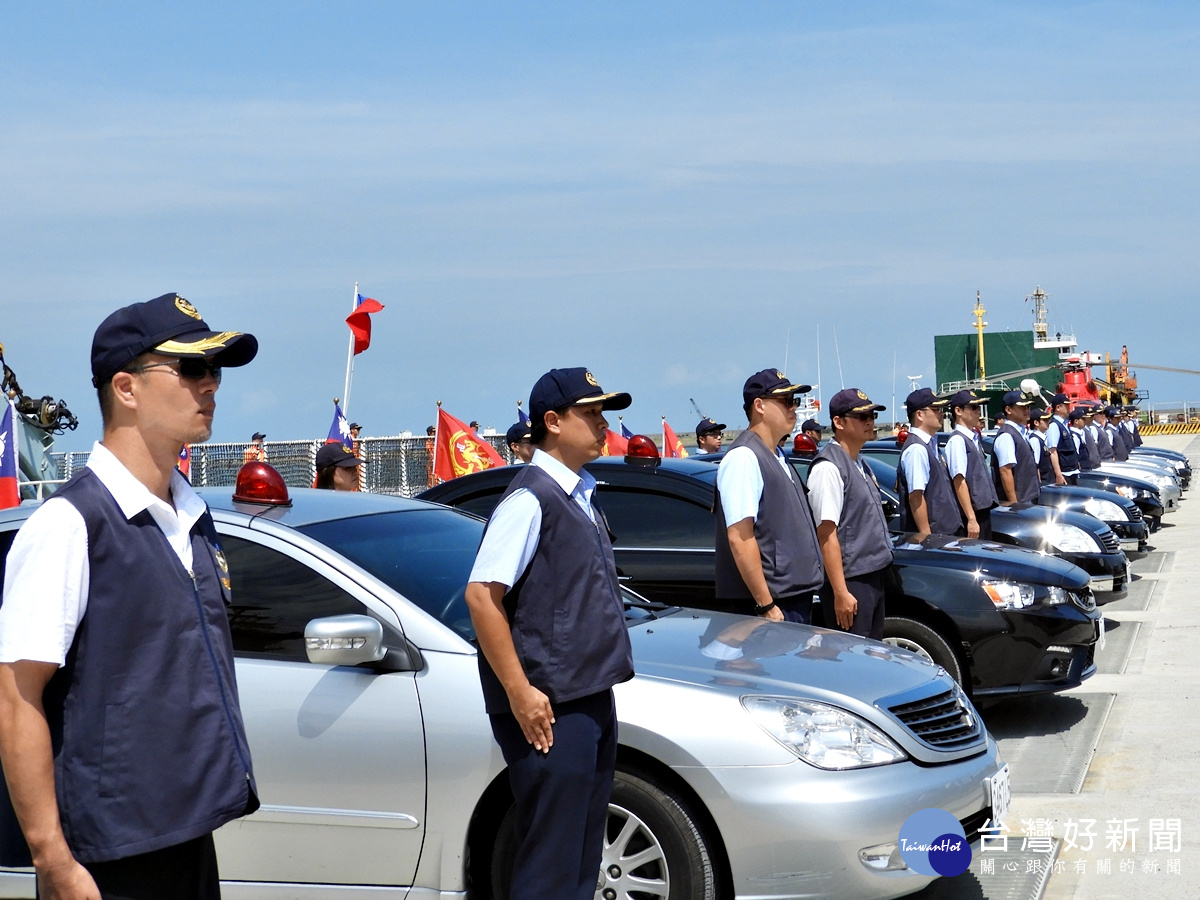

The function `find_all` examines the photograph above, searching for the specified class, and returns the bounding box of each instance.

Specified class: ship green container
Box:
[934,330,1060,419]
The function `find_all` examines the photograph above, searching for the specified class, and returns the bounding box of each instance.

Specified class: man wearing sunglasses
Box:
[0,293,259,899]
[808,389,893,639]
[715,369,824,623]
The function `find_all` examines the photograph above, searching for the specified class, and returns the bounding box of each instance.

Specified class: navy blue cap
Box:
[349,422,361,431]
[947,388,983,408]
[829,388,886,418]
[1002,390,1036,408]
[742,368,811,407]
[904,388,947,416]
[801,419,823,433]
[91,293,258,388]
[1068,407,1091,422]
[251,432,266,441]
[696,417,726,436]
[1104,406,1121,417]
[505,421,532,444]
[1029,407,1050,421]
[1050,392,1070,407]
[529,367,631,421]
[315,444,364,470]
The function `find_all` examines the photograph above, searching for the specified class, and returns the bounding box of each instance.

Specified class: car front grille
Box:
[1099,530,1120,554]
[1129,505,1143,522]
[886,686,983,751]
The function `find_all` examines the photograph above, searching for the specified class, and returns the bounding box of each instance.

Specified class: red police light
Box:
[624,434,661,468]
[792,433,818,457]
[895,425,910,446]
[233,461,292,506]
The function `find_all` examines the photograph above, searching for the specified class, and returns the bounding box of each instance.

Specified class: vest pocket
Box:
[97,700,130,800]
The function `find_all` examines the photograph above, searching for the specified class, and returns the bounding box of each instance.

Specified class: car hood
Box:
[891,532,1089,588]
[622,609,983,764]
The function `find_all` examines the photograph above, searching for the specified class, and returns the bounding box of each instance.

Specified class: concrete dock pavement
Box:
[1008,435,1200,898]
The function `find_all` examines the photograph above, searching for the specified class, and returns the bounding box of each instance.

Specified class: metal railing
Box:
[49,435,516,499]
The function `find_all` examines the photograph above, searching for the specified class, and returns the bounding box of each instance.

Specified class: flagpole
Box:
[342,282,358,417]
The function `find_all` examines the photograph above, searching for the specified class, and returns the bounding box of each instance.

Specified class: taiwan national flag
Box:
[662,418,689,458]
[0,400,20,509]
[601,429,629,457]
[327,401,353,449]
[346,293,385,356]
[433,407,506,483]
[620,421,634,440]
[518,406,531,426]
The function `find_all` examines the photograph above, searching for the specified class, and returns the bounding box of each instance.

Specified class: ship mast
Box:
[1030,286,1049,343]
[972,291,987,383]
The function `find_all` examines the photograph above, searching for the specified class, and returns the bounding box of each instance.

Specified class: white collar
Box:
[953,423,976,438]
[85,442,206,523]
[907,428,934,445]
[530,448,595,497]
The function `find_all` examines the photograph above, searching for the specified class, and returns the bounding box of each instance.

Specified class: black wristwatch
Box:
[755,600,778,616]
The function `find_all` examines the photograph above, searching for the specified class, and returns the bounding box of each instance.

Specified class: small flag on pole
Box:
[620,421,634,440]
[518,405,531,426]
[662,417,689,458]
[346,293,385,356]
[601,430,629,457]
[327,401,353,449]
[433,407,506,482]
[0,400,21,509]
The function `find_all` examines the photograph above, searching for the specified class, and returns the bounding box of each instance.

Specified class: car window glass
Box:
[300,509,484,640]
[596,488,713,549]
[222,535,367,661]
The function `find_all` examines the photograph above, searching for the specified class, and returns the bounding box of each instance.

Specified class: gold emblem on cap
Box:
[775,371,785,379]
[585,372,599,387]
[175,296,202,320]
[857,390,868,400]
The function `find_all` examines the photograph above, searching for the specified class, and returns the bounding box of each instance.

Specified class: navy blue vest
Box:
[1051,416,1080,474]
[1079,427,1101,470]
[947,428,999,511]
[898,435,963,535]
[478,465,634,715]
[1108,423,1130,461]
[991,422,1040,504]
[2,469,257,865]
[811,441,893,578]
[1030,431,1056,484]
[1095,424,1115,461]
[713,431,824,600]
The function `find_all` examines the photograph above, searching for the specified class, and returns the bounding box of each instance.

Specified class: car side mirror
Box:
[305,614,387,667]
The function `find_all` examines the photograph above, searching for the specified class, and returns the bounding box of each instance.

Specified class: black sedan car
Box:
[420,457,1102,700]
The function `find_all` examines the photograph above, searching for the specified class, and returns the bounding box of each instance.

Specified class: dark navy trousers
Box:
[490,690,617,900]
[820,568,887,640]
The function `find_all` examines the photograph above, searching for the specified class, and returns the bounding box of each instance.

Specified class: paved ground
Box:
[1005,435,1200,899]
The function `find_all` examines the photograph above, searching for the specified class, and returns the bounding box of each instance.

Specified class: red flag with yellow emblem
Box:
[662,418,689,458]
[600,429,628,457]
[433,407,506,482]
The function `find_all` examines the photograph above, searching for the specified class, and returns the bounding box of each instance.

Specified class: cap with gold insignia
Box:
[829,387,887,418]
[741,368,812,407]
[946,388,984,409]
[91,292,259,387]
[528,367,632,421]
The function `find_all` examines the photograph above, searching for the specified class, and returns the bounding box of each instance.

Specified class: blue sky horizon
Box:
[3,2,1198,452]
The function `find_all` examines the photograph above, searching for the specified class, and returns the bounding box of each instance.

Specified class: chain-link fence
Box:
[50,435,515,498]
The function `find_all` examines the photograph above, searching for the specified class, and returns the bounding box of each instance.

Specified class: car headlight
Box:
[1043,586,1070,606]
[1083,497,1128,521]
[742,696,907,769]
[1040,522,1101,554]
[981,580,1035,610]
[1114,485,1137,499]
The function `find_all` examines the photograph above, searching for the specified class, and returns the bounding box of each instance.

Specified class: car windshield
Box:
[299,509,483,638]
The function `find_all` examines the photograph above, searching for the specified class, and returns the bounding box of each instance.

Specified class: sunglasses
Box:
[128,358,223,384]
[845,411,879,421]
[766,395,803,409]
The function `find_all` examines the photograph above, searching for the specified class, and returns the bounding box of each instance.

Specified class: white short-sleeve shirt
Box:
[899,429,935,492]
[716,444,793,528]
[0,442,208,666]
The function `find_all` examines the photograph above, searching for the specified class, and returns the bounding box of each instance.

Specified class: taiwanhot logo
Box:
[897,808,971,877]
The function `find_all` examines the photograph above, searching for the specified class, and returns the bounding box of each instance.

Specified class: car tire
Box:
[883,617,965,685]
[491,768,718,900]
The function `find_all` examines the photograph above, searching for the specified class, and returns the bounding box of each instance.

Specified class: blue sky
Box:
[2,1,1198,452]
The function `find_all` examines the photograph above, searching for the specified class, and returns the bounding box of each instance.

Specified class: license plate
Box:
[987,764,1011,825]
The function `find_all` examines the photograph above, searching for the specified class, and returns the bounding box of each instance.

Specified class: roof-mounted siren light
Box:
[1020,378,1045,402]
[895,424,910,446]
[233,461,292,506]
[624,434,662,468]
[792,433,818,457]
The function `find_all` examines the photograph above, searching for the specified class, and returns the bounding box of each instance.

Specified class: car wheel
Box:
[883,617,965,685]
[491,769,718,900]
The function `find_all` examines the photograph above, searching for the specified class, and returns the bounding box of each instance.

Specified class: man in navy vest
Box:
[465,368,635,900]
[992,391,1040,505]
[1045,393,1081,485]
[0,294,259,899]
[808,389,894,639]
[944,389,999,539]
[898,388,961,535]
[714,369,824,623]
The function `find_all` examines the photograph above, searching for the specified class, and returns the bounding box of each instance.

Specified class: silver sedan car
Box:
[0,487,1009,899]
